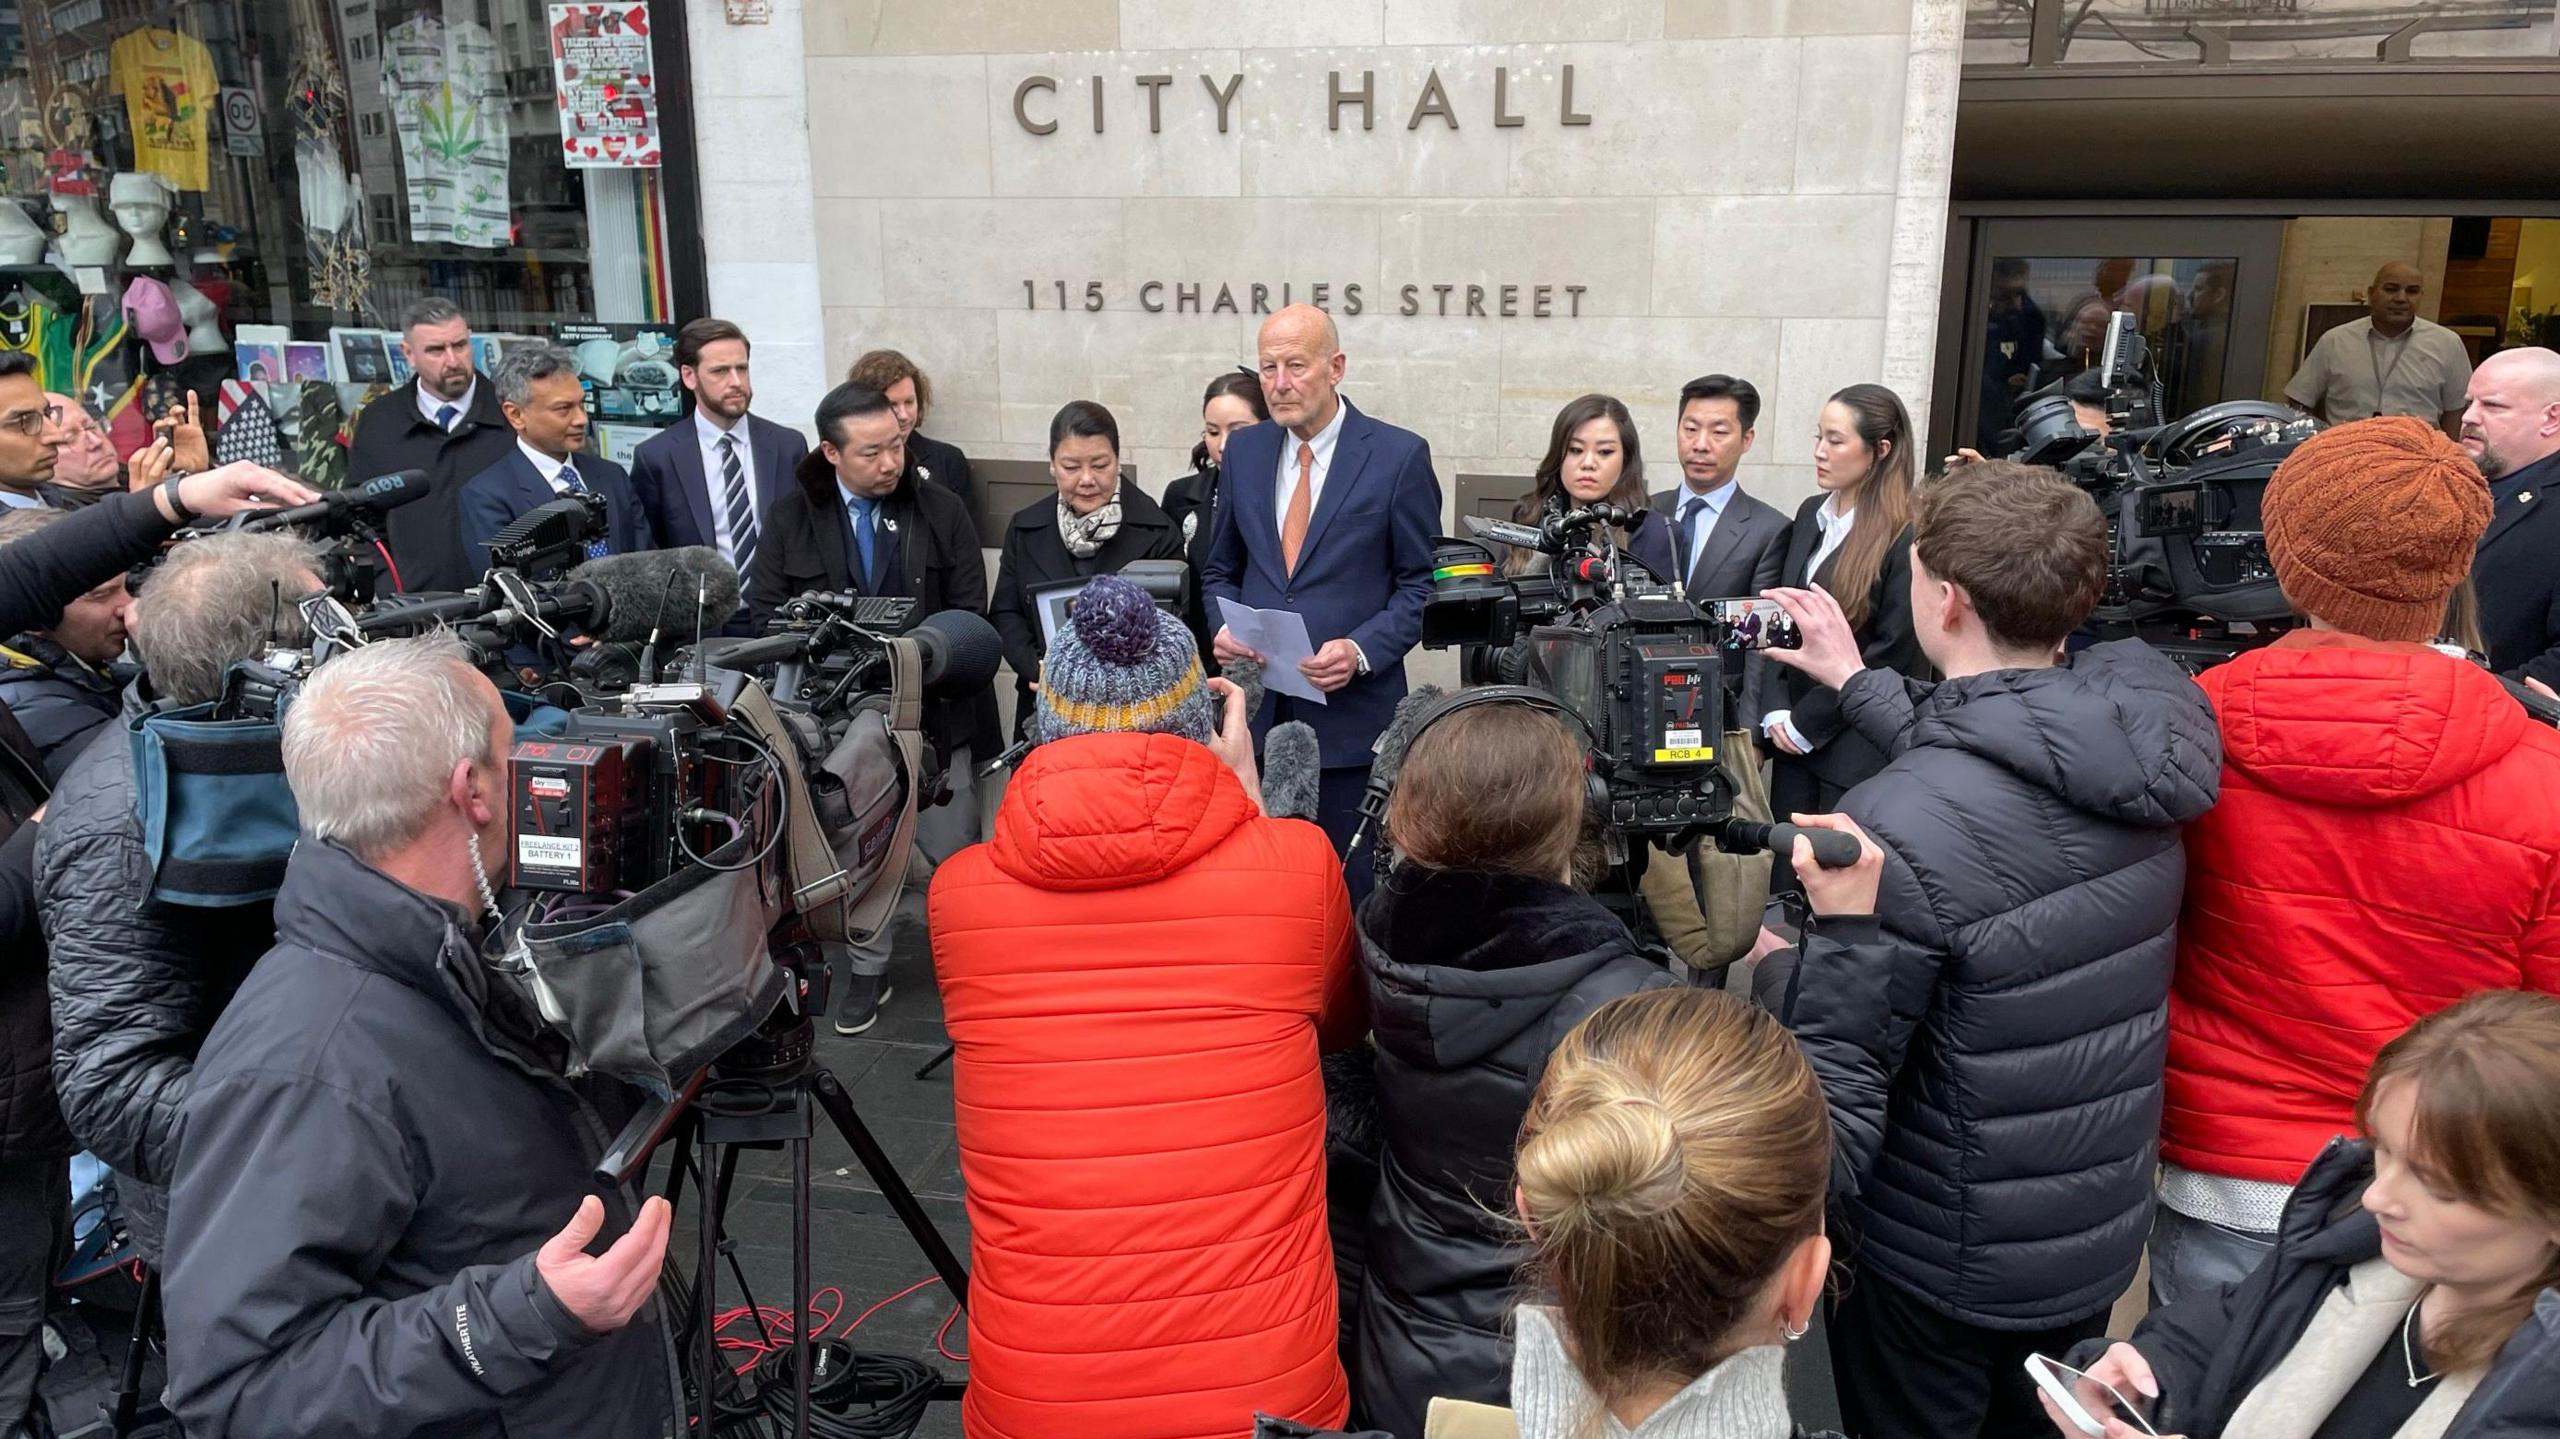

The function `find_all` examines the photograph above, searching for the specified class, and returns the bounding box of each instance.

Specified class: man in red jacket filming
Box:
[2157,416,2560,1307]
[929,574,1363,1439]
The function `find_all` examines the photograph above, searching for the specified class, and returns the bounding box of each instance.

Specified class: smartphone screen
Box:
[1706,597,1801,652]
[2026,1354,2158,1437]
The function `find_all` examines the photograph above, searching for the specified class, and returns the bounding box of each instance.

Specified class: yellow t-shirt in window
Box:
[110,29,218,191]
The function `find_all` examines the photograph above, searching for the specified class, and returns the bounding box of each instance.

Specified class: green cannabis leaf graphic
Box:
[418,83,484,164]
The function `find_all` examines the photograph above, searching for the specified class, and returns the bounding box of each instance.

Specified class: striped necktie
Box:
[718,434,759,573]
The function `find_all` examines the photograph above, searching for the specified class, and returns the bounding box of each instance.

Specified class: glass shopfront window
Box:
[0,0,682,481]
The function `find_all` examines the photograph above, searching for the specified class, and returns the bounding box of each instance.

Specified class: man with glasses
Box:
[40,393,124,506]
[0,357,65,510]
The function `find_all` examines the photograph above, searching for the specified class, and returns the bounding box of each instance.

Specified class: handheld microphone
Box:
[1720,820,1862,871]
[234,469,430,533]
[1218,655,1265,719]
[1262,720,1323,822]
[1345,683,1445,858]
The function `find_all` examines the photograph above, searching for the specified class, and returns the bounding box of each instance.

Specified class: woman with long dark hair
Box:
[1163,370,1268,650]
[1503,393,1677,581]
[1754,382,1926,819]
[988,400,1187,740]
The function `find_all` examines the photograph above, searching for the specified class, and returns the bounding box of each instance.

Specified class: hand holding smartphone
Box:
[2026,1352,2160,1438]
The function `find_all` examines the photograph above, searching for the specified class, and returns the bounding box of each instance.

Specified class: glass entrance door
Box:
[1956,218,2285,454]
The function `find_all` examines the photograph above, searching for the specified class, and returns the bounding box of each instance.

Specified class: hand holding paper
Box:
[1215,598,1329,706]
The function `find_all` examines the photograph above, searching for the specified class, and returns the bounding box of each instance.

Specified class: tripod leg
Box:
[793,1094,813,1439]
[108,1268,158,1436]
[912,1044,954,1081]
[693,1114,719,1439]
[810,1069,970,1307]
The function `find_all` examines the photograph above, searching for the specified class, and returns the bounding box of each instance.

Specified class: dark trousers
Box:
[1830,1268,2110,1439]
[0,1156,70,1429]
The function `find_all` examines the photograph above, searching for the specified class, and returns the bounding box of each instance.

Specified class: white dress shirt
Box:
[418,379,477,430]
[1276,400,1349,525]
[1765,496,1857,753]
[518,438,584,492]
[694,409,757,561]
[1675,478,1739,586]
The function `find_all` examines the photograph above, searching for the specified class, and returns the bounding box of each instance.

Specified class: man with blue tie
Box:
[1205,304,1441,896]
[458,343,655,576]
[630,320,805,625]
[349,299,518,592]
[1650,374,1792,705]
[745,382,993,1033]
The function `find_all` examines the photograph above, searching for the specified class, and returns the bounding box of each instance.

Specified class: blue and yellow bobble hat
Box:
[1033,575,1217,746]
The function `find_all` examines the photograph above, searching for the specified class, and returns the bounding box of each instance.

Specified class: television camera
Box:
[1410,502,1853,871]
[2003,310,2320,669]
[196,466,435,603]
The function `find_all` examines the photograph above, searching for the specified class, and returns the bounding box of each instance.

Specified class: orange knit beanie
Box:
[2261,416,2491,644]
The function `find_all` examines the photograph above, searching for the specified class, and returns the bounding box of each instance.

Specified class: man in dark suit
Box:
[347,299,519,592]
[745,381,992,1033]
[1654,374,1793,711]
[1205,305,1441,893]
[2461,346,2560,689]
[629,319,805,625]
[458,343,654,576]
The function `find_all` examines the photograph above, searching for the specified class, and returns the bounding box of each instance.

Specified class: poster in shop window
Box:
[547,1,660,168]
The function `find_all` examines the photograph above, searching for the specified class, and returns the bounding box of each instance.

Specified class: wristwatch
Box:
[158,472,198,526]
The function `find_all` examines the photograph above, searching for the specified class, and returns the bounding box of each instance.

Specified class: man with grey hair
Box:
[459,341,653,575]
[160,635,678,1437]
[349,297,519,591]
[37,531,323,1263]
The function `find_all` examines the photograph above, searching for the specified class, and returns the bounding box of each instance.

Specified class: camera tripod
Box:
[606,1049,970,1439]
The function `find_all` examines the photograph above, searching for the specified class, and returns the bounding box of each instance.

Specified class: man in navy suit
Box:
[629,319,805,625]
[2461,346,2560,689]
[1205,304,1441,895]
[459,342,654,576]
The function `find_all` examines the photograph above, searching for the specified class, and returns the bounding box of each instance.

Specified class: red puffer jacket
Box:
[928,732,1361,1439]
[2167,630,2560,1182]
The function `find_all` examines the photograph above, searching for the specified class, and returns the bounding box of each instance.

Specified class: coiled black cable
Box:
[751,1340,936,1438]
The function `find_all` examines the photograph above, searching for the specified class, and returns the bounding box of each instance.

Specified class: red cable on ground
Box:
[935,1305,969,1363]
[711,1278,961,1376]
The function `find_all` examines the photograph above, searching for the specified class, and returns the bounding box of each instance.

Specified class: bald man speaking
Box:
[2461,345,2560,688]
[1205,305,1441,898]
[2286,261,2473,435]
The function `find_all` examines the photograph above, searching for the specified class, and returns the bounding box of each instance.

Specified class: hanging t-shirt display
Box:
[0,300,76,392]
[109,29,221,192]
[379,16,511,250]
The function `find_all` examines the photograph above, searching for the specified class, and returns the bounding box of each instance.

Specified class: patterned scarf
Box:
[1057,491,1123,559]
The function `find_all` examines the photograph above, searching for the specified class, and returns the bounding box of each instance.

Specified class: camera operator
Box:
[2158,417,2560,1310]
[747,381,995,1033]
[1351,700,1675,1438]
[37,532,324,1263]
[928,575,1359,1437]
[1759,461,2220,1439]
[163,635,676,1438]
[0,510,133,781]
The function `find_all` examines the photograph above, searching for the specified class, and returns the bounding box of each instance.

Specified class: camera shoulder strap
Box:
[838,635,924,943]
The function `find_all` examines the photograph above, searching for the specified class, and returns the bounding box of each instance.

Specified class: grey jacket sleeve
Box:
[163,1069,600,1439]
[38,819,195,1182]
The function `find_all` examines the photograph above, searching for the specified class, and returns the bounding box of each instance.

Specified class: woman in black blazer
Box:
[990,401,1188,739]
[1756,383,1928,823]
[1160,370,1268,653]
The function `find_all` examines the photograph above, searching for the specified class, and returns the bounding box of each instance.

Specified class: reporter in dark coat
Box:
[628,320,804,618]
[1753,384,1927,820]
[1162,371,1269,653]
[457,344,654,576]
[989,402,1186,741]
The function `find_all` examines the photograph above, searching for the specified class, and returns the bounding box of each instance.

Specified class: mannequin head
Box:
[108,174,175,266]
[0,200,45,265]
[50,192,123,266]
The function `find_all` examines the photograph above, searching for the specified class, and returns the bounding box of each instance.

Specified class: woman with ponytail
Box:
[1752,383,1927,821]
[2053,991,2560,1439]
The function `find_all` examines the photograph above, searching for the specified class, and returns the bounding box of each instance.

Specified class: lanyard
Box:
[2368,327,2412,403]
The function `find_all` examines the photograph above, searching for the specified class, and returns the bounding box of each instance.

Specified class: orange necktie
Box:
[1282,442,1314,574]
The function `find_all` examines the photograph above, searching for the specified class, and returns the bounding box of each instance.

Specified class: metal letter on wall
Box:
[1329,69,1375,131]
[1014,74,1058,135]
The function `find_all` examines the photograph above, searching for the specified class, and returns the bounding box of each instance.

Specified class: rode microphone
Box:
[234,469,430,533]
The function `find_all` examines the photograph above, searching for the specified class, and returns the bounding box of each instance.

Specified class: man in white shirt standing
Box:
[630,319,807,626]
[2285,261,2473,436]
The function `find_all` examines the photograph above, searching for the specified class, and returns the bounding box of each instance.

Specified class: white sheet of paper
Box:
[1216,597,1328,706]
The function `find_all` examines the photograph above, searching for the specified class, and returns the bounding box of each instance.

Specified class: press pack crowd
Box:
[0,299,2554,1439]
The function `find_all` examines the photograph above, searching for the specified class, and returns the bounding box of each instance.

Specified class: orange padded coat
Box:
[928,731,1362,1439]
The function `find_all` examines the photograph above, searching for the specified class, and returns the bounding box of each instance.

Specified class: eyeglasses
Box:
[0,404,62,438]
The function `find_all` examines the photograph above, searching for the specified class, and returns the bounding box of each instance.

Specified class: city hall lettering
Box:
[1010,65,1595,136]
[1021,279,1591,319]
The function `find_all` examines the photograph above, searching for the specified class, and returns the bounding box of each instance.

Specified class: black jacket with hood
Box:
[2078,1140,2560,1439]
[1350,868,1674,1437]
[163,837,681,1439]
[1769,640,2221,1329]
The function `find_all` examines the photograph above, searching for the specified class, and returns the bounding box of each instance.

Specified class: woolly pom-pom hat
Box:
[1033,575,1218,746]
[2262,415,2491,644]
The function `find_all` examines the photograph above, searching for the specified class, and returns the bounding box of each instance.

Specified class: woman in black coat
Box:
[989,401,1187,739]
[2054,992,2560,1439]
[1754,383,1927,823]
[1350,700,1673,1438]
[1161,370,1268,654]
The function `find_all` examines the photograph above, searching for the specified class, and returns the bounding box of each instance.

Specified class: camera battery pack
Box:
[1631,638,1722,768]
[509,737,651,892]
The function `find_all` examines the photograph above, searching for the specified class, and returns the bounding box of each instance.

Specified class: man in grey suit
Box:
[1652,375,1792,718]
